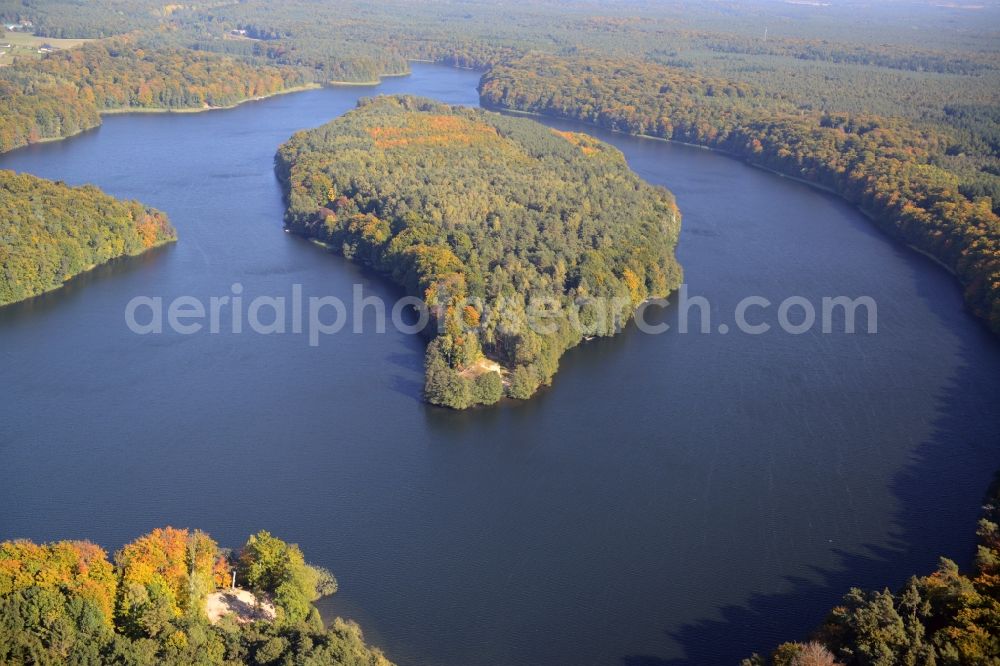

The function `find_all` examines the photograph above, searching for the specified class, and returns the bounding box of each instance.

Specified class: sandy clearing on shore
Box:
[205,589,276,624]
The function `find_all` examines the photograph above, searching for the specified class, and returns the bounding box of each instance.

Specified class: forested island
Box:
[276,95,682,408]
[743,480,1000,665]
[0,527,391,665]
[0,170,175,306]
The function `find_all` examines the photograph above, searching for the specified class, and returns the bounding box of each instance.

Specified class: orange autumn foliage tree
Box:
[0,539,117,627]
[367,114,500,149]
[114,527,218,634]
[463,305,481,328]
[0,526,389,664]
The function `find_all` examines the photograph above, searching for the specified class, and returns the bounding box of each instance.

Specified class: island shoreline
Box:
[482,102,962,281]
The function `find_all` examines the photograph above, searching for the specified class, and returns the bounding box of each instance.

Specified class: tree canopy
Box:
[481,53,1000,334]
[0,38,314,154]
[276,95,682,407]
[0,169,175,306]
[0,527,389,666]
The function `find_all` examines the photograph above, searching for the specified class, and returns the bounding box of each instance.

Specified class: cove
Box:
[1,64,998,666]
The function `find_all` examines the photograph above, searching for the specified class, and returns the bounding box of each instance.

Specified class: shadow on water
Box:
[0,243,175,320]
[623,260,1000,665]
[389,373,425,401]
[386,352,425,401]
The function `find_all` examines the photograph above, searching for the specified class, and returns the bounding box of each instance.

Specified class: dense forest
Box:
[0,0,165,38]
[0,170,175,306]
[7,1,997,118]
[276,96,681,408]
[0,36,307,307]
[0,39,314,154]
[0,527,391,665]
[743,480,1000,665]
[696,33,999,76]
[480,53,1000,335]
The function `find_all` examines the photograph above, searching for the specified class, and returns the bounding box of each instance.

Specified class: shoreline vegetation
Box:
[276,95,682,408]
[0,247,169,309]
[0,53,418,155]
[489,102,870,202]
[0,527,392,665]
[479,54,1000,335]
[0,38,317,155]
[743,477,1000,665]
[489,102,965,280]
[0,170,176,307]
[98,83,323,114]
[329,70,414,86]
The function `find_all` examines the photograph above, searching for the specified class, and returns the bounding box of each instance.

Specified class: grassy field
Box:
[0,30,93,65]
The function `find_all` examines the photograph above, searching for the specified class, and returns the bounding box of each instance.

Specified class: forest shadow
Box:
[389,374,424,401]
[0,243,175,322]
[384,352,425,401]
[624,265,1000,665]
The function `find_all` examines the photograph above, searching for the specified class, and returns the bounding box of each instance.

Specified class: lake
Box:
[1,63,998,665]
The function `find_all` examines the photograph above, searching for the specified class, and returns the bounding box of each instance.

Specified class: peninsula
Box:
[276,95,682,408]
[0,170,175,306]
